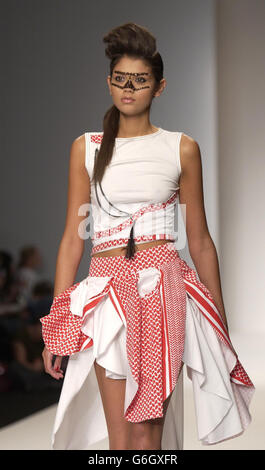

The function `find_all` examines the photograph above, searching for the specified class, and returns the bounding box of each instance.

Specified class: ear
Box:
[154,78,167,98]
[107,75,112,95]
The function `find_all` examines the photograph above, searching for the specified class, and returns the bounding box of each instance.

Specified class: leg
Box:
[93,360,131,450]
[128,361,184,450]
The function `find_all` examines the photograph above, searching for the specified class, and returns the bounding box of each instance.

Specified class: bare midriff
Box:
[91,239,175,258]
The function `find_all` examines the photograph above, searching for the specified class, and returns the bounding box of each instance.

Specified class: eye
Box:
[136,77,147,83]
[114,75,125,82]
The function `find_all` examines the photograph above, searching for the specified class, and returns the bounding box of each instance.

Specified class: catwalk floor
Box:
[0,332,263,450]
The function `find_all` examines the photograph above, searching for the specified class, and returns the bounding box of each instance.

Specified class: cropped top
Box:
[84,127,183,258]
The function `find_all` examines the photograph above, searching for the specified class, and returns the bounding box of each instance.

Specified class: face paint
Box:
[111,70,152,91]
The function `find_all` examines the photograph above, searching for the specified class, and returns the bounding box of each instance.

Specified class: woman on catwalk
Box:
[40,23,254,450]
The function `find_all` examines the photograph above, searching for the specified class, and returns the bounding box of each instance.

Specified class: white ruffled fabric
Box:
[50,270,254,450]
[183,295,253,445]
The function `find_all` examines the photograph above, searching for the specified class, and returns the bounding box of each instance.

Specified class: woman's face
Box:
[107,55,165,115]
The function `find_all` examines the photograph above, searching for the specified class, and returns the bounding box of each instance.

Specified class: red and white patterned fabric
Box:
[40,242,255,449]
[40,242,186,422]
[91,233,176,254]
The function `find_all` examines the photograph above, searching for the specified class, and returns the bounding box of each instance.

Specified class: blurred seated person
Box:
[8,312,62,392]
[31,280,53,300]
[15,245,42,305]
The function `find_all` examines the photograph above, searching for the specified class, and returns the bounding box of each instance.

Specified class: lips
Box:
[121,97,135,103]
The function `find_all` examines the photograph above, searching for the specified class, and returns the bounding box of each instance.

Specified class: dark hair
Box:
[91,22,164,187]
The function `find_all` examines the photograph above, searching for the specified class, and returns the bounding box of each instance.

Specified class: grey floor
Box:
[0,331,263,450]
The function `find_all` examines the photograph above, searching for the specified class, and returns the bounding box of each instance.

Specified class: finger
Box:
[46,363,64,379]
[44,352,64,379]
[53,356,64,374]
[45,353,56,377]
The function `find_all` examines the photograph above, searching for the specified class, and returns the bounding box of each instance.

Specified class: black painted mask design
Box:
[111,70,152,91]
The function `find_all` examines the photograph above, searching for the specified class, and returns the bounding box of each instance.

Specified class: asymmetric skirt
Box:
[40,242,255,450]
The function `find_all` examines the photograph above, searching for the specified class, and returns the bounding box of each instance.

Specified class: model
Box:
[40,22,255,450]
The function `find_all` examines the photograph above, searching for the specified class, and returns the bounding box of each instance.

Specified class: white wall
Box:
[217,0,265,334]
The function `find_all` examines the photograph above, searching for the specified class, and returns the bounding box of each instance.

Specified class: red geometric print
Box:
[40,242,254,424]
[91,234,175,254]
[91,133,103,144]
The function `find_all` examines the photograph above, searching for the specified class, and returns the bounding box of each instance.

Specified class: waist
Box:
[89,241,180,277]
[91,238,175,258]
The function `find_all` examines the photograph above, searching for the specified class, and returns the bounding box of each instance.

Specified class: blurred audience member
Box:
[24,280,53,319]
[15,245,42,305]
[8,313,62,391]
[0,250,19,303]
[31,280,53,299]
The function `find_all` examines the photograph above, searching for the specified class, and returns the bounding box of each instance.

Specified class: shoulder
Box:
[70,133,86,157]
[179,132,202,174]
[70,132,103,157]
[68,133,87,169]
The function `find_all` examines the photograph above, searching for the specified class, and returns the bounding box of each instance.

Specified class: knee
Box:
[109,438,130,450]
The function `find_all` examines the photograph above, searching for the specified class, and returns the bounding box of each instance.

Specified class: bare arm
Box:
[179,134,229,332]
[42,133,91,379]
[53,134,91,297]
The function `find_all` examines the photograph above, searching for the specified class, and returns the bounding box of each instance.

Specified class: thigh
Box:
[93,360,131,448]
[129,361,184,447]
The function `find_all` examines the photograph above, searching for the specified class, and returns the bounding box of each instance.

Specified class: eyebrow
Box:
[113,70,150,76]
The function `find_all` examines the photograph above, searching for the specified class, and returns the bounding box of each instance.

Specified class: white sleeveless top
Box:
[84,127,183,254]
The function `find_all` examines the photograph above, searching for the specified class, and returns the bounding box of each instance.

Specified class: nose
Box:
[123,80,135,91]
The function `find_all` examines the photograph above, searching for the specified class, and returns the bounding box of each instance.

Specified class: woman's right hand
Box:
[42,346,64,380]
